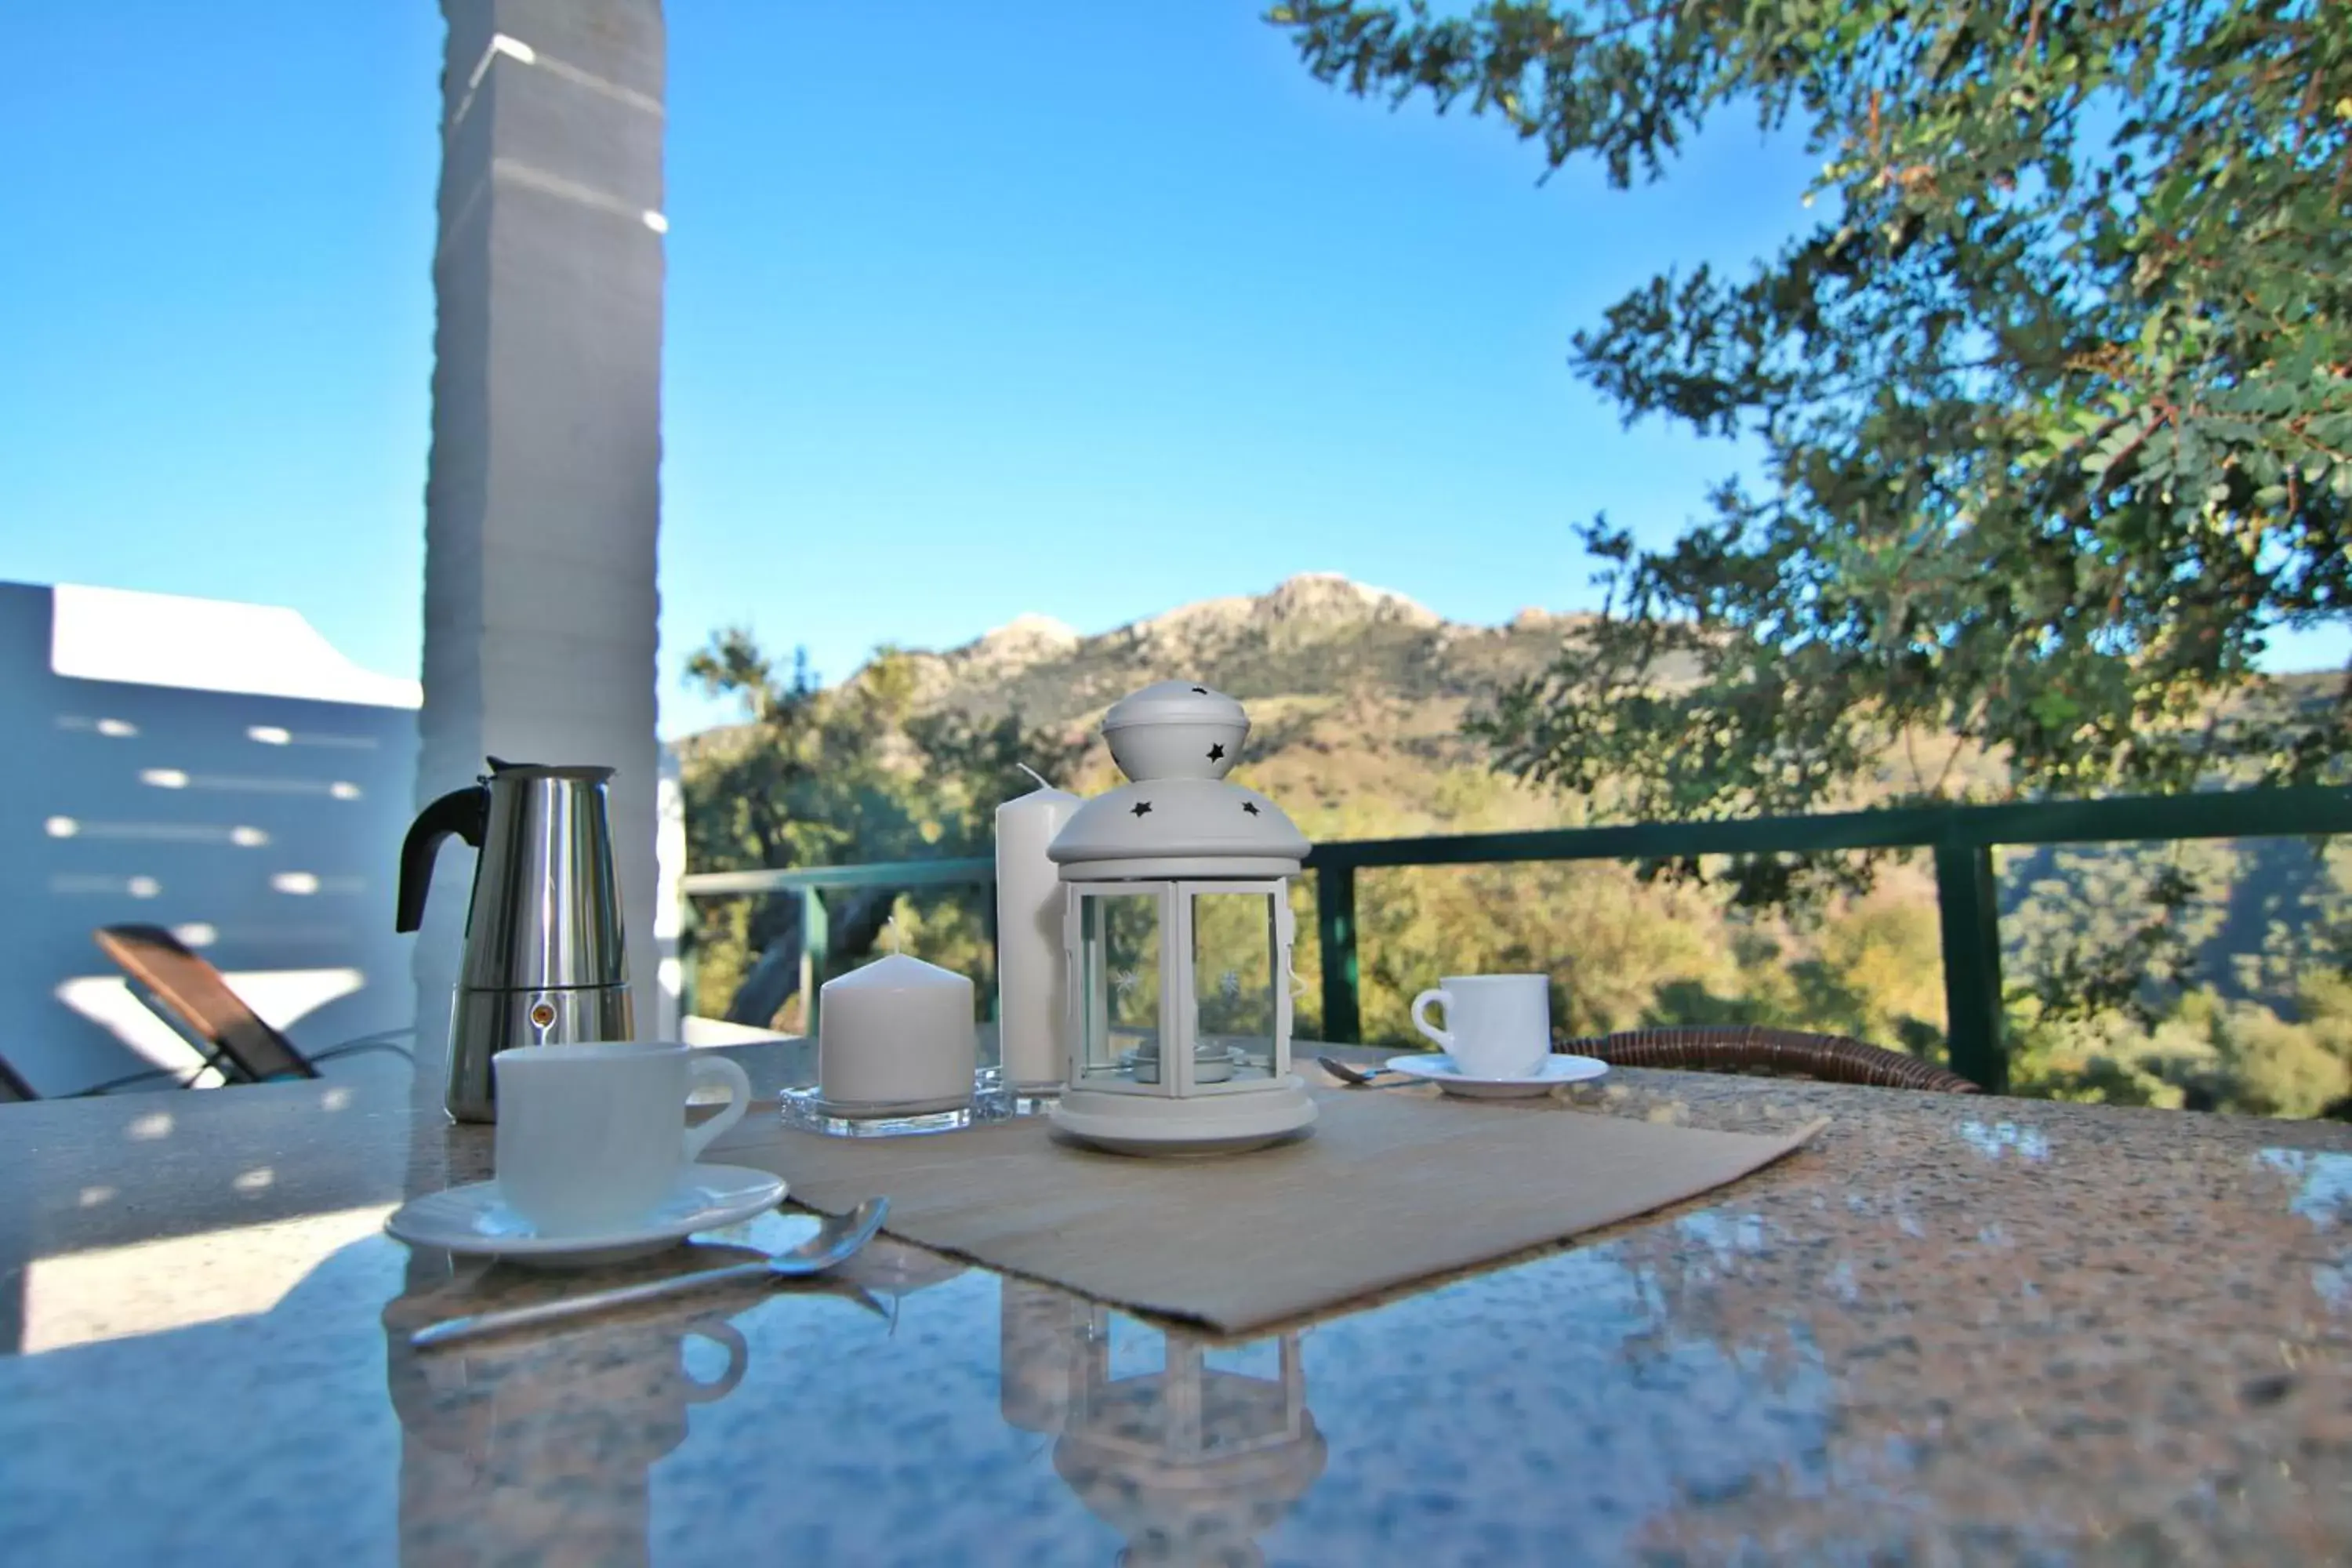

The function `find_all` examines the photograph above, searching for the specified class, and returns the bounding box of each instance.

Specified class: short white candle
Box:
[818,953,976,1107]
[995,778,1081,1089]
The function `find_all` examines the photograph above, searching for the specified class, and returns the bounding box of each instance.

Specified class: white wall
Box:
[0,582,422,1095]
[2,579,692,1097]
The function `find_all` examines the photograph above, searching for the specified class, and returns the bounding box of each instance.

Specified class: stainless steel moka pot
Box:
[396,758,635,1123]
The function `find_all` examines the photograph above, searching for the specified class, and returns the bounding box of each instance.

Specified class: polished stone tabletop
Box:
[4,1045,2350,1566]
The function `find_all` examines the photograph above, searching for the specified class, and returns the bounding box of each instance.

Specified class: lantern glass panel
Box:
[1189,890,1278,1081]
[1077,891,1163,1090]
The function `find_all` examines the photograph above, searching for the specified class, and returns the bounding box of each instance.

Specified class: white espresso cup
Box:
[493,1043,752,1238]
[1410,975,1552,1079]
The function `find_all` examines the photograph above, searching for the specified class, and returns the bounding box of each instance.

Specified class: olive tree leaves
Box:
[1271,0,2352,833]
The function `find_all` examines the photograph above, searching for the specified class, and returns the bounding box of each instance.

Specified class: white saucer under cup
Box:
[1383,1053,1608,1100]
[1410,974,1552,1079]
[494,1042,752,1240]
[385,1163,788,1268]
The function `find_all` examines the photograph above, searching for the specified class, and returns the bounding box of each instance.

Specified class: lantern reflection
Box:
[1000,1278,1327,1566]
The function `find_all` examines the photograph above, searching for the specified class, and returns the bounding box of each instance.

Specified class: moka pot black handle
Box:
[395,784,491,934]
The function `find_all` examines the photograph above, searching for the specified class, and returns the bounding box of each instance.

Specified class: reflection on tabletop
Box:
[382,1221,883,1568]
[366,1047,1981,1568]
[385,1200,1323,1568]
[13,1040,2352,1561]
[833,1233,968,1324]
[1001,1278,1323,1568]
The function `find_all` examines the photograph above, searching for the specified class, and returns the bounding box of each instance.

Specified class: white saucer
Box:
[1383,1053,1609,1099]
[384,1163,788,1269]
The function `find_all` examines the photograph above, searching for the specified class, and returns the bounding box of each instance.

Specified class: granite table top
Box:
[3,1047,2350,1566]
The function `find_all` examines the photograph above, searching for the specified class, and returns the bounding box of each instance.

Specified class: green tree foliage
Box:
[1270,0,2352,822]
[681,630,920,879]
[1265,1,2352,1114]
[676,632,2350,1112]
[679,629,1088,1027]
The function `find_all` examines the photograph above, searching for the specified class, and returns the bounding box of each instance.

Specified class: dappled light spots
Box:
[50,873,183,898]
[2257,1149,2352,1227]
[265,872,362,896]
[51,820,267,845]
[1955,1120,2050,1161]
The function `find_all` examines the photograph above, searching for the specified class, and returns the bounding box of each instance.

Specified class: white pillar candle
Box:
[818,953,976,1107]
[996,779,1082,1090]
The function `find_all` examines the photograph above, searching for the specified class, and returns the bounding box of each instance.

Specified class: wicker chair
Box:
[1566,1025,1981,1094]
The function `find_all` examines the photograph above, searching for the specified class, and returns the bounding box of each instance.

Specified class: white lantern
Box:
[1047,681,1317,1156]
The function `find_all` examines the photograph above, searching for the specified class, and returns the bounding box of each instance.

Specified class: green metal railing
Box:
[679,856,996,1033]
[677,784,2352,1092]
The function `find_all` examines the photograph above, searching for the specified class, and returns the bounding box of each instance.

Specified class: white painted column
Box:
[653,741,684,1039]
[415,0,667,1110]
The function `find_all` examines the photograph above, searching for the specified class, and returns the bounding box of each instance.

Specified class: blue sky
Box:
[5,4,2341,739]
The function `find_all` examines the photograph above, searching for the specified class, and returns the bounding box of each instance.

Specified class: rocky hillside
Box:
[899,574,1557,717]
[881,573,1669,833]
[690,572,2339,839]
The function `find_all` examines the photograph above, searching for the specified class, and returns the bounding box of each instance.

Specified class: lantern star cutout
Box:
[1131,800,1153,818]
[1242,801,1261,815]
[1207,742,1226,762]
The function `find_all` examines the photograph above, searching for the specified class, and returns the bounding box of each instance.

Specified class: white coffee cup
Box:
[1410,975,1552,1079]
[493,1043,752,1238]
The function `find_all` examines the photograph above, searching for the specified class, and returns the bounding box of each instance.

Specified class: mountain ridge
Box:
[677,572,1612,836]
[891,572,1607,736]
[684,572,2338,840]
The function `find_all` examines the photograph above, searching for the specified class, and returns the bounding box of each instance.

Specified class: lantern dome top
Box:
[1100,680,1248,782]
[1050,776,1308,880]
[1054,681,1305,879]
[1102,678,1247,737]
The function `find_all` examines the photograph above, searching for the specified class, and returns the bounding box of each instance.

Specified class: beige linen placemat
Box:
[716,1089,1824,1334]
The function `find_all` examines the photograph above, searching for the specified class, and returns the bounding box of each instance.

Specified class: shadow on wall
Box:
[0,582,423,1096]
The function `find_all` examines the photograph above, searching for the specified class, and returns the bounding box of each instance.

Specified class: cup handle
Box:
[682,1318,750,1403]
[683,1054,753,1162]
[1410,989,1454,1053]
